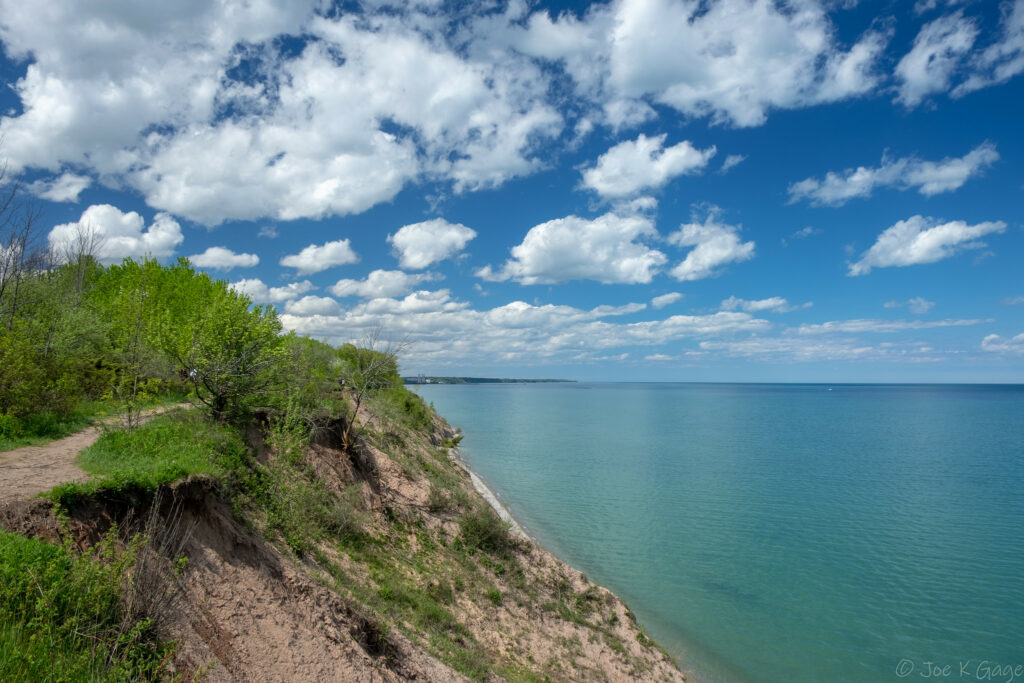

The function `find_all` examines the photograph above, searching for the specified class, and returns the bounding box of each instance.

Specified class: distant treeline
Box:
[403,376,574,385]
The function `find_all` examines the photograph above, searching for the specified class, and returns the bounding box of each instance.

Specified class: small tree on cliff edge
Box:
[337,327,409,450]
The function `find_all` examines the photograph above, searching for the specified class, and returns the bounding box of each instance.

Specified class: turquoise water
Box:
[412,383,1024,683]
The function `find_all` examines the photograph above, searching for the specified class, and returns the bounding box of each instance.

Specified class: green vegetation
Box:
[0,192,670,681]
[48,410,247,505]
[0,529,172,681]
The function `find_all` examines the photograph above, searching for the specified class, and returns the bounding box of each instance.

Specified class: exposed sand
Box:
[0,404,686,681]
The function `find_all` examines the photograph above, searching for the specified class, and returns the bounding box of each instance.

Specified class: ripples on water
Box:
[414,383,1024,683]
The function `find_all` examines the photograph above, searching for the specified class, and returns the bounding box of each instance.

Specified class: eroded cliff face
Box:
[1,404,685,682]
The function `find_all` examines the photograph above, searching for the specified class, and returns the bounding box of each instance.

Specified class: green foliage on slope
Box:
[0,529,172,681]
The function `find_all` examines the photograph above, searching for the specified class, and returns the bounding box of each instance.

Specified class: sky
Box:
[1,0,1022,382]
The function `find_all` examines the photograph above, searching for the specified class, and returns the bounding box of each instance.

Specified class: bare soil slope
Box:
[0,405,685,682]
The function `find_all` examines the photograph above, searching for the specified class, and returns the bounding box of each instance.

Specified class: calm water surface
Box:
[412,383,1024,683]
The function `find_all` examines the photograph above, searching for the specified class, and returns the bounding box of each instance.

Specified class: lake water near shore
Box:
[413,382,1024,683]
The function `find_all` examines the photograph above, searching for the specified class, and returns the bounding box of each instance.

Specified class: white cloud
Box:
[48,204,182,264]
[700,337,878,361]
[719,154,747,173]
[284,295,341,316]
[513,0,888,128]
[788,143,998,205]
[651,292,683,309]
[330,270,439,299]
[1004,296,1024,305]
[981,333,1024,353]
[188,246,259,271]
[849,215,1006,275]
[954,0,1024,95]
[280,290,769,366]
[884,297,936,314]
[280,239,359,275]
[387,219,477,270]
[794,318,989,334]
[895,11,978,107]
[721,296,807,313]
[230,278,315,303]
[667,208,755,281]
[580,134,715,198]
[477,211,666,285]
[0,3,562,225]
[258,226,278,239]
[27,173,91,202]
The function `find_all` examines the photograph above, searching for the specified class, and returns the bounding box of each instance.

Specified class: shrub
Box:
[0,529,171,681]
[459,504,512,555]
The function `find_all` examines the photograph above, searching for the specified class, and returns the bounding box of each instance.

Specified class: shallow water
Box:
[413,383,1024,683]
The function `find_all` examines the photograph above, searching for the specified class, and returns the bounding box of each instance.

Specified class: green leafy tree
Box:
[336,328,408,449]
[92,259,168,431]
[151,259,287,422]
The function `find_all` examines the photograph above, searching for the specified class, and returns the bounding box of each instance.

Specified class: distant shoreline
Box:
[402,376,574,385]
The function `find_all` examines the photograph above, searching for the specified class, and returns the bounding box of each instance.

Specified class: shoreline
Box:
[446,443,698,682]
[448,446,529,539]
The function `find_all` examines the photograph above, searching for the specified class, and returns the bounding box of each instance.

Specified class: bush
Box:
[459,504,512,555]
[0,529,171,681]
[0,414,20,440]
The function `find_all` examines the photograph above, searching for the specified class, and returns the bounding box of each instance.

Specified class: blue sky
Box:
[2,0,1022,381]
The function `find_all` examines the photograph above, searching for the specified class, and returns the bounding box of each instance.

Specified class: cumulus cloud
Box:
[284,295,342,316]
[0,2,562,225]
[884,297,936,314]
[651,292,683,309]
[580,134,715,198]
[667,209,755,281]
[981,332,1024,353]
[788,143,998,205]
[895,11,978,107]
[188,246,259,270]
[721,296,807,313]
[0,1,896,227]
[280,239,359,275]
[229,278,315,303]
[848,215,1006,275]
[513,0,888,128]
[330,270,439,299]
[387,219,477,270]
[477,211,666,285]
[48,204,182,264]
[27,173,91,202]
[280,288,769,367]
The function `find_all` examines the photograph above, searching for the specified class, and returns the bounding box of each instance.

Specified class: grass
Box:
[0,529,172,682]
[0,390,190,453]
[0,408,97,453]
[47,409,245,506]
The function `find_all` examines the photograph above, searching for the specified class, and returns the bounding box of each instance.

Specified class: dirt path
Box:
[0,404,190,502]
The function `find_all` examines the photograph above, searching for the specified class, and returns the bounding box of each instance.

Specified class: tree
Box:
[151,259,287,422]
[336,327,409,450]
[0,159,46,332]
[93,259,165,432]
